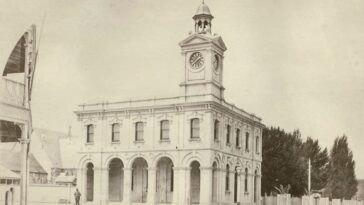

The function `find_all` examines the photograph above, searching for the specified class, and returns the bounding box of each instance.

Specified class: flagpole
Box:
[308,158,311,196]
[20,25,36,205]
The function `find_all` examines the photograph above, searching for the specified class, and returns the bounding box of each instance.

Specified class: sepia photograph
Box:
[0,0,363,205]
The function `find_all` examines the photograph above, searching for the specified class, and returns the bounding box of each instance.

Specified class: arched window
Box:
[226,125,231,145]
[236,128,241,148]
[256,136,259,154]
[254,170,258,202]
[111,123,120,142]
[225,164,230,191]
[244,168,248,193]
[191,118,200,139]
[135,122,144,141]
[160,120,170,140]
[86,125,94,143]
[245,132,250,151]
[214,120,219,141]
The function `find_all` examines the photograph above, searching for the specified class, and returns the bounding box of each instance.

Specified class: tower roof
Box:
[193,2,213,20]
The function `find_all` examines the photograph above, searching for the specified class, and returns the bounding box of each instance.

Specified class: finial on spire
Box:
[193,1,213,34]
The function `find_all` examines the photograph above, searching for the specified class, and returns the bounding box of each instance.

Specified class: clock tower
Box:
[179,1,227,100]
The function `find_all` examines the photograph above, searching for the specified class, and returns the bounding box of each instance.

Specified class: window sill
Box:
[226,143,231,147]
[245,149,250,153]
[111,141,120,144]
[159,139,171,144]
[189,138,201,142]
[225,190,231,194]
[134,140,145,144]
[244,192,249,195]
[236,146,241,149]
[85,142,94,145]
[214,139,220,143]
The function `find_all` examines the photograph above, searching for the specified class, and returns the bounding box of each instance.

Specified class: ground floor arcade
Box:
[77,151,261,205]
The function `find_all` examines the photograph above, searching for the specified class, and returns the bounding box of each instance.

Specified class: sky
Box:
[1,0,364,178]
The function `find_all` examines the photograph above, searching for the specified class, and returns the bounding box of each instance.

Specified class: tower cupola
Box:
[193,1,214,34]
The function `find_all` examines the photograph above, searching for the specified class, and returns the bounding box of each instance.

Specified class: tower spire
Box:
[193,1,213,34]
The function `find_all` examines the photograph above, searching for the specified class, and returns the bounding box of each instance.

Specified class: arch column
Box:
[123,168,132,205]
[93,167,102,204]
[177,167,190,205]
[77,168,84,203]
[172,167,179,205]
[100,168,109,205]
[200,166,212,205]
[147,168,156,204]
[217,168,224,203]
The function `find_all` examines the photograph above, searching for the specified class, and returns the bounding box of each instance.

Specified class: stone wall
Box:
[0,184,76,205]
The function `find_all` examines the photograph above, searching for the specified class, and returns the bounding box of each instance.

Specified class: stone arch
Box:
[78,155,97,170]
[108,158,124,202]
[181,152,205,167]
[151,153,176,168]
[190,160,201,204]
[212,161,218,202]
[104,154,126,168]
[126,153,150,168]
[131,157,148,203]
[156,157,174,203]
[85,162,94,202]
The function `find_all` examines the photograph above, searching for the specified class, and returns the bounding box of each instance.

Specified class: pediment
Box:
[179,34,211,46]
[179,34,227,51]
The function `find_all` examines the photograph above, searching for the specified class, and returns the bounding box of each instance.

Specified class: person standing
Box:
[74,188,81,205]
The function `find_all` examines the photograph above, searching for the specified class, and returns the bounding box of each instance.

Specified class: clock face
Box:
[213,54,219,72]
[189,52,204,70]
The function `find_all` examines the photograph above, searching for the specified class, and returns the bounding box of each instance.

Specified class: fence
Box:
[264,195,364,205]
[0,184,76,205]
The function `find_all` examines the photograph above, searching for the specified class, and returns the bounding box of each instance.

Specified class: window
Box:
[171,166,174,191]
[225,164,230,191]
[0,179,5,184]
[190,118,200,139]
[236,128,240,148]
[112,123,120,142]
[214,120,219,141]
[256,136,259,154]
[245,132,250,151]
[226,125,231,145]
[244,168,248,192]
[86,125,94,143]
[135,122,144,141]
[160,120,170,140]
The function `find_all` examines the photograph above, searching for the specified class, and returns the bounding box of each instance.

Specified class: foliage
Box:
[262,127,306,196]
[274,184,291,194]
[301,137,329,192]
[262,127,330,197]
[325,135,358,199]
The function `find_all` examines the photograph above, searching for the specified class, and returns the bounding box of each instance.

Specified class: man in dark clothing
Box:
[74,189,81,205]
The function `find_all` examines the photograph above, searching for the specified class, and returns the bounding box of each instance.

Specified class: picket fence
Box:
[263,195,364,205]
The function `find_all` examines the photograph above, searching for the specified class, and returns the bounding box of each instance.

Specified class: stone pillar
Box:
[200,167,213,205]
[123,168,132,205]
[239,170,245,204]
[217,168,224,204]
[147,168,156,205]
[257,175,262,205]
[76,168,84,203]
[101,168,109,205]
[172,167,179,205]
[93,167,102,204]
[178,167,190,205]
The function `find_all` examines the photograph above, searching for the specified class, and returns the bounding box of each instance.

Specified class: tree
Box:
[301,137,329,192]
[326,135,358,199]
[262,127,306,196]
